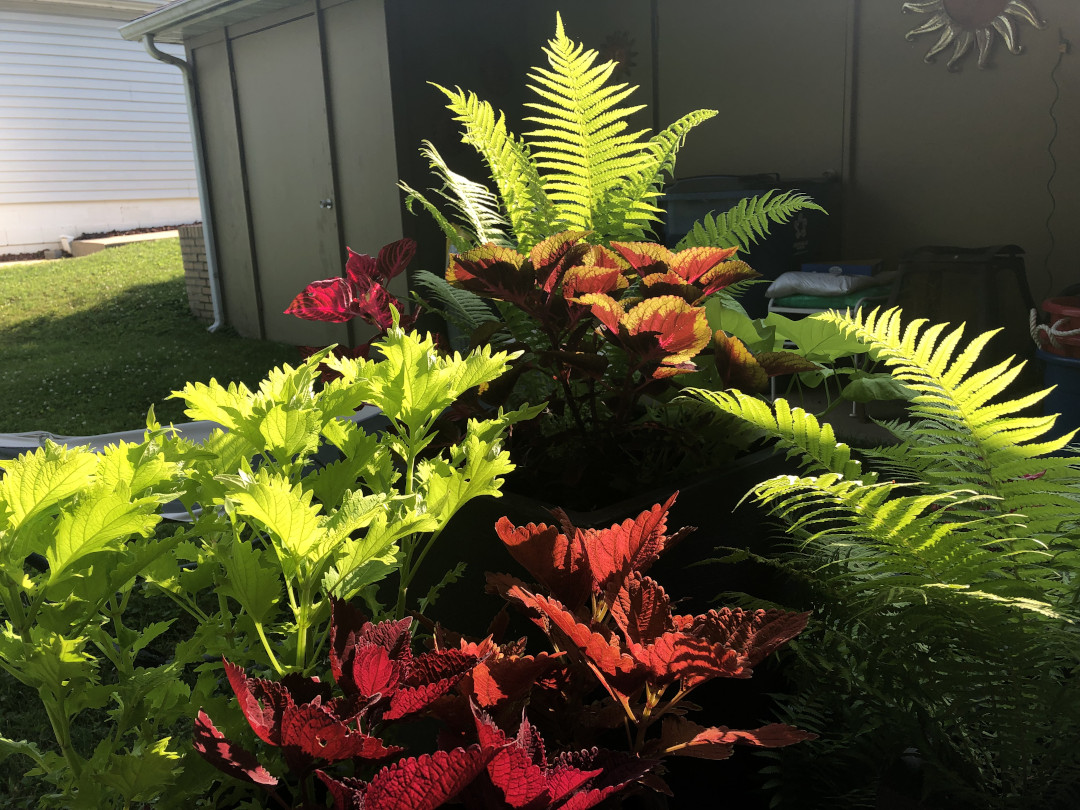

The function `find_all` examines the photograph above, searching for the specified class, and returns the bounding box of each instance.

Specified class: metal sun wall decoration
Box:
[903,0,1047,71]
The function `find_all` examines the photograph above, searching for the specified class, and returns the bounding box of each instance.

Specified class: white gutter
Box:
[141,33,224,332]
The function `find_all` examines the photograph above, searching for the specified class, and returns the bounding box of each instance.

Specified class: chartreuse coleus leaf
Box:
[98,737,182,804]
[0,441,98,531]
[327,327,520,437]
[417,404,542,523]
[216,534,282,625]
[44,489,162,586]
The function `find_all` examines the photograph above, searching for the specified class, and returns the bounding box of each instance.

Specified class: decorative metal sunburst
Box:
[903,0,1046,71]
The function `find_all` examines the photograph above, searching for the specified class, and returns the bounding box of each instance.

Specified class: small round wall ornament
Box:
[903,0,1046,71]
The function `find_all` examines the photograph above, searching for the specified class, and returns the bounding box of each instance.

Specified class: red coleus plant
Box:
[195,601,654,809]
[487,495,814,765]
[285,238,419,378]
[287,238,418,330]
[194,604,484,809]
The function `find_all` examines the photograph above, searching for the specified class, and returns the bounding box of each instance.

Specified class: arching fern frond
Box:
[676,189,826,250]
[604,108,719,241]
[685,388,872,483]
[823,308,1080,537]
[411,270,498,333]
[399,142,511,252]
[434,84,554,248]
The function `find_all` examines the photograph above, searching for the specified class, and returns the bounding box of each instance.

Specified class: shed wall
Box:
[188,0,402,343]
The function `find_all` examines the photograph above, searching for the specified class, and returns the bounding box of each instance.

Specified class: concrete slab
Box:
[70,229,180,257]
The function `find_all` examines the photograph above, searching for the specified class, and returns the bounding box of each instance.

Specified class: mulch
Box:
[0,223,201,263]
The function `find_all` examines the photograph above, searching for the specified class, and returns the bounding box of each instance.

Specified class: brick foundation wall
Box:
[178,224,214,324]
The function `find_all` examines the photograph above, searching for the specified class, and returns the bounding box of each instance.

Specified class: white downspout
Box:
[141,33,224,332]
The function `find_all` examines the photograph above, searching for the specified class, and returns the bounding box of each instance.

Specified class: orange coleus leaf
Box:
[610,573,674,646]
[660,716,815,760]
[668,245,741,284]
[495,517,593,611]
[501,582,642,687]
[713,331,769,392]
[695,258,759,297]
[529,230,591,291]
[579,493,693,606]
[620,295,712,374]
[446,244,533,302]
[468,649,566,709]
[574,292,625,334]
[561,264,630,298]
[608,241,675,276]
[639,271,699,303]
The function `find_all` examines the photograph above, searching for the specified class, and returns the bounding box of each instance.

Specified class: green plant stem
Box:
[42,691,82,780]
[3,583,31,638]
[254,622,286,677]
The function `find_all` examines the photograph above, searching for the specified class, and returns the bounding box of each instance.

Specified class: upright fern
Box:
[686,308,1080,808]
[402,14,819,252]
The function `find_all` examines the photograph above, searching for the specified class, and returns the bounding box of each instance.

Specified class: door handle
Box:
[319,198,333,209]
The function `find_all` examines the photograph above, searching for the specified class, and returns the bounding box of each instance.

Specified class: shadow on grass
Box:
[0,278,299,435]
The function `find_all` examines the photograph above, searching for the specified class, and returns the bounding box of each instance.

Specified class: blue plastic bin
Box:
[1038,349,1080,443]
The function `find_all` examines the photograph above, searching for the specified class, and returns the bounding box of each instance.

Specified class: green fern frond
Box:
[604,108,719,240]
[823,308,1080,532]
[400,181,469,253]
[434,84,554,248]
[523,15,652,234]
[411,270,498,333]
[676,189,826,250]
[684,388,872,483]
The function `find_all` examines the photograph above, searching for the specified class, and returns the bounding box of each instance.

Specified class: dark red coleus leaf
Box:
[346,238,416,286]
[225,660,291,746]
[331,607,480,721]
[286,238,417,329]
[319,745,495,810]
[193,709,279,787]
[660,716,816,760]
[447,244,534,304]
[279,699,400,762]
[754,350,821,378]
[690,607,811,674]
[219,659,401,776]
[472,703,653,810]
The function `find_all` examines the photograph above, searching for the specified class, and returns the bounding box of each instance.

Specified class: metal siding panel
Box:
[322,0,402,279]
[191,38,262,339]
[0,7,197,204]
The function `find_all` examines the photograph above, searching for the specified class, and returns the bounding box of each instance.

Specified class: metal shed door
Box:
[232,13,345,346]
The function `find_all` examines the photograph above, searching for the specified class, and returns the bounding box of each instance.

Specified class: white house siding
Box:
[0,3,199,252]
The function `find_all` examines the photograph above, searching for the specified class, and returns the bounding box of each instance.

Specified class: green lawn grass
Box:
[0,239,298,435]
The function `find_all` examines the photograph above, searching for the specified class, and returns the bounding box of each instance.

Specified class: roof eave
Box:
[119,0,292,44]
